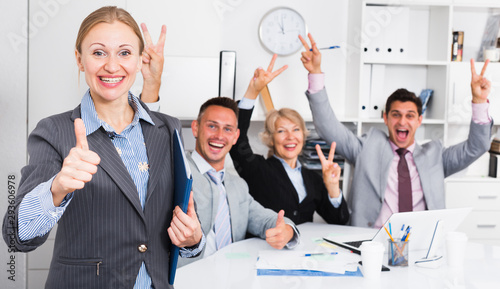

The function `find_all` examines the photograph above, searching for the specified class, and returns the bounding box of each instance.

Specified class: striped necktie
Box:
[207,170,232,250]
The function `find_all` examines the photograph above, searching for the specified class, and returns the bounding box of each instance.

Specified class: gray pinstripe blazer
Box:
[3,101,180,288]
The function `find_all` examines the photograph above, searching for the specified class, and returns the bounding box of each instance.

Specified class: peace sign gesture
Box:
[470,58,491,104]
[299,33,322,74]
[243,54,288,100]
[315,142,341,198]
[140,23,166,103]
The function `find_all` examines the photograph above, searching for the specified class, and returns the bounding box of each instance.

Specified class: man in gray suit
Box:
[299,34,493,228]
[178,97,299,266]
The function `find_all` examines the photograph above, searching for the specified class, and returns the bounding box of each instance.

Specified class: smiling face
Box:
[383,100,423,149]
[75,21,142,105]
[272,117,304,168]
[192,105,240,171]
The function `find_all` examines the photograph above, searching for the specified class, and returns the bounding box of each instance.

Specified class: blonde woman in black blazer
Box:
[230,55,349,225]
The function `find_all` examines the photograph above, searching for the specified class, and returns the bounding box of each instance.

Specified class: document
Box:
[169,129,193,285]
[255,250,362,277]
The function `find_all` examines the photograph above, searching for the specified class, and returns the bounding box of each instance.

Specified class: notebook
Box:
[323,207,472,255]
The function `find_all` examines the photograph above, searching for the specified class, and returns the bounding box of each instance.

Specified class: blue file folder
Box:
[168,129,193,285]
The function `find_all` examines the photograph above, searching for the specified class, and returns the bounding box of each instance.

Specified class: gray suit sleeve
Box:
[306,88,363,164]
[246,195,280,239]
[442,120,492,177]
[247,196,299,247]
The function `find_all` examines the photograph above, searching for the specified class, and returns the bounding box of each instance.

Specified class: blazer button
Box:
[293,210,298,216]
[138,244,148,253]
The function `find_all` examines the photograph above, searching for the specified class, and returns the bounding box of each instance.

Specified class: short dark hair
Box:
[197,97,239,123]
[385,88,423,116]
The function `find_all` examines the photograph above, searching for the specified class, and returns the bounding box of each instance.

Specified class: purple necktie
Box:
[396,148,412,212]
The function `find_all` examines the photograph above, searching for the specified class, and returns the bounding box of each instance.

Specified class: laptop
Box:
[323,207,472,255]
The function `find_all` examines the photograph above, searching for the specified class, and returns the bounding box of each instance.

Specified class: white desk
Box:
[175,223,500,288]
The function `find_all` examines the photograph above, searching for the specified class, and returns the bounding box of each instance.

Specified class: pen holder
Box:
[388,238,409,267]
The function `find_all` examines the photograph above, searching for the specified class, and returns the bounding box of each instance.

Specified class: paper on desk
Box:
[255,250,359,275]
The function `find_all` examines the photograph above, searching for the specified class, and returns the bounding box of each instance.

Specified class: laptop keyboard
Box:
[345,240,369,248]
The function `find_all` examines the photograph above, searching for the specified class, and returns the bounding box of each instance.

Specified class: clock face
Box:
[259,7,307,56]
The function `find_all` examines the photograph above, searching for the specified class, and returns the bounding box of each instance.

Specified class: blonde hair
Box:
[260,108,309,157]
[75,6,144,54]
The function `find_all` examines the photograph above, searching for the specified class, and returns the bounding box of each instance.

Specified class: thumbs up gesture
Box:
[51,118,101,206]
[265,210,294,249]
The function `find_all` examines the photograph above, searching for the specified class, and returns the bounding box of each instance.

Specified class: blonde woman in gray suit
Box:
[3,6,202,289]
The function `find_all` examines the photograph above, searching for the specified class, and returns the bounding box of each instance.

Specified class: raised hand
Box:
[265,210,294,249]
[470,58,491,104]
[51,118,101,206]
[243,54,288,100]
[315,142,341,198]
[168,192,203,248]
[299,33,322,74]
[140,23,166,103]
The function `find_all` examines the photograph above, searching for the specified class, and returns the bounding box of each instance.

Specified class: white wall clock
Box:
[258,7,307,56]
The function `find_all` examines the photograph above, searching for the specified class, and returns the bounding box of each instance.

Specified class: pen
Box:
[309,46,340,51]
[389,222,393,261]
[304,252,338,257]
[401,226,411,242]
[404,233,411,242]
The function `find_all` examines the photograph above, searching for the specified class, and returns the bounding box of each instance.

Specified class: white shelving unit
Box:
[346,1,451,140]
[343,2,500,145]
[342,0,500,242]
[345,0,500,143]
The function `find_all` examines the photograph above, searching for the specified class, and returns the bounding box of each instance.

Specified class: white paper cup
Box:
[360,241,385,279]
[445,232,468,268]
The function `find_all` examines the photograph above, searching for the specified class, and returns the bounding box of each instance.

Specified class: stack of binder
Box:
[300,138,345,177]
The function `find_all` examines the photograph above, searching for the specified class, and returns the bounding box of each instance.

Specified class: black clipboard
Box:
[168,129,193,285]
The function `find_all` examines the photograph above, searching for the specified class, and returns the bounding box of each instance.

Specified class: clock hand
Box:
[276,23,284,34]
[280,14,285,34]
